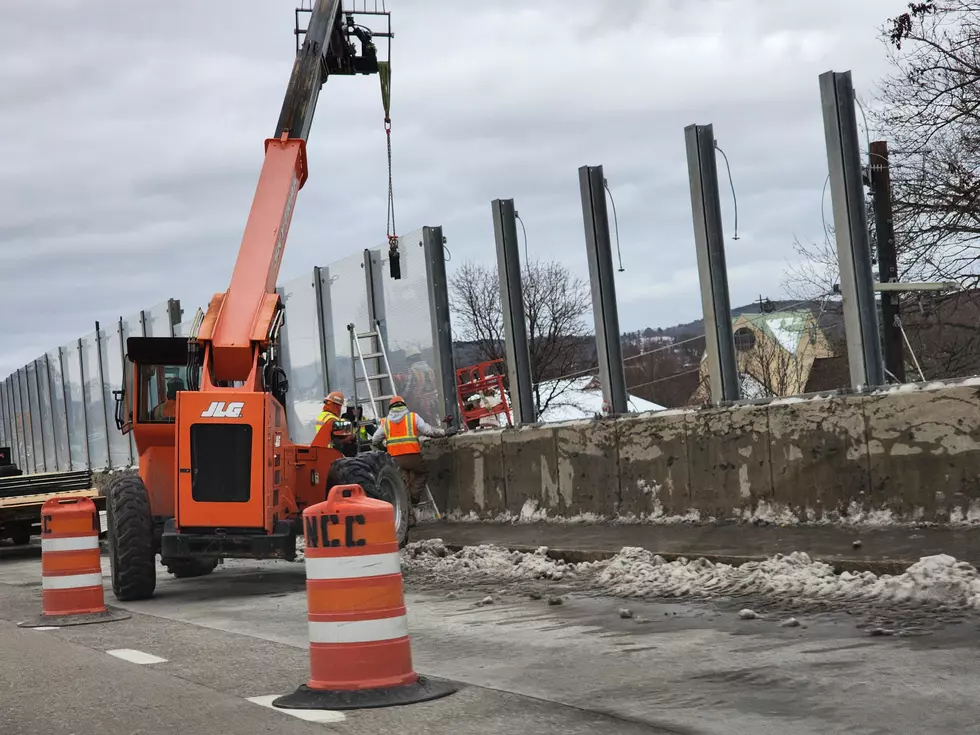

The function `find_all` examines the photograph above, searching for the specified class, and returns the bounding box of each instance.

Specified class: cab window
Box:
[139,364,191,423]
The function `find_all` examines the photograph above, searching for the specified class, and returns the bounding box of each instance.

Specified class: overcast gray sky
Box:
[0,0,904,378]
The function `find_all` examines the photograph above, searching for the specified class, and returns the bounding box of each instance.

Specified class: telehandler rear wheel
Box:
[162,557,219,579]
[105,473,157,601]
[327,453,410,548]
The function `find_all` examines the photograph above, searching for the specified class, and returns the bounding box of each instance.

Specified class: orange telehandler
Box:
[104,0,409,601]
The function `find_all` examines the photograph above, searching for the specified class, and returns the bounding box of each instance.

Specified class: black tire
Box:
[0,464,22,478]
[10,529,31,546]
[105,473,157,601]
[327,453,410,548]
[162,557,219,579]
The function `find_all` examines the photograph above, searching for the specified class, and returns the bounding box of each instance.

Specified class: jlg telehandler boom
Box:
[105,0,409,602]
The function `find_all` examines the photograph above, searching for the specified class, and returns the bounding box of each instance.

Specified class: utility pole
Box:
[869,140,906,383]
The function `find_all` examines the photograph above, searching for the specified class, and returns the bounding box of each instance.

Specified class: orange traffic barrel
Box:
[18,496,128,628]
[274,483,456,710]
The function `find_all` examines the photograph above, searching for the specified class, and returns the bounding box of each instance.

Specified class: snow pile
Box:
[402,540,576,582]
[403,541,980,612]
[595,547,980,610]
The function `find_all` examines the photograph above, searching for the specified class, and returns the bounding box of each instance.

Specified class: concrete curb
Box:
[443,543,915,577]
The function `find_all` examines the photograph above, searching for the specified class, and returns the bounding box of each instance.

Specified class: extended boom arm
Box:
[196,0,381,386]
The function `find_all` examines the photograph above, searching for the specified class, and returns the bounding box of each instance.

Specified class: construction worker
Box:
[151,378,182,421]
[371,395,455,512]
[312,390,356,452]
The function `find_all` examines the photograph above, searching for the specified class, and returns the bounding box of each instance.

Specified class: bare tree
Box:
[782,233,841,302]
[449,259,593,415]
[877,0,980,289]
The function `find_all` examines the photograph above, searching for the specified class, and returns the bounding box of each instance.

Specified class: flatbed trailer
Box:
[0,470,102,545]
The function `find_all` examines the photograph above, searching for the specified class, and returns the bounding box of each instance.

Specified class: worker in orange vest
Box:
[371,395,455,511]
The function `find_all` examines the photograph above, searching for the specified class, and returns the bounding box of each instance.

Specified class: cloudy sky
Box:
[0,0,905,378]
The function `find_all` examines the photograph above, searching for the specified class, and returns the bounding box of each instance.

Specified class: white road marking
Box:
[32,626,60,631]
[247,695,346,724]
[106,649,167,665]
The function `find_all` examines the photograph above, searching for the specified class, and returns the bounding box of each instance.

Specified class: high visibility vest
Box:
[382,413,420,456]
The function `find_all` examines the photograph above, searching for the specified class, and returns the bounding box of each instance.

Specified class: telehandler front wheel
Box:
[105,473,157,601]
[327,453,410,548]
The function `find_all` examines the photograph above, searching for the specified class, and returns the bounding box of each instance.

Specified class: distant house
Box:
[692,309,839,401]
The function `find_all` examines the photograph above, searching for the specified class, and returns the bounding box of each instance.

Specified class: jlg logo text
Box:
[200,401,245,419]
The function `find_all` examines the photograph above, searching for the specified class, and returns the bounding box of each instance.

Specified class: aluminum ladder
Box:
[347,320,442,522]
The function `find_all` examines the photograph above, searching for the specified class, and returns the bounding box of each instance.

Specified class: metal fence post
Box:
[58,346,72,471]
[578,165,629,414]
[118,317,135,467]
[312,267,331,396]
[684,124,740,404]
[491,198,536,425]
[32,360,48,473]
[17,368,34,474]
[0,379,6,447]
[167,298,182,337]
[95,322,112,470]
[820,69,884,389]
[422,225,460,428]
[77,338,92,471]
[8,376,22,469]
[0,380,8,449]
[43,353,60,472]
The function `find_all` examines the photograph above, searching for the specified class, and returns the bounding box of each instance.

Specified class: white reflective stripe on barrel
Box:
[41,536,100,553]
[305,552,402,581]
[308,615,408,644]
[41,572,104,590]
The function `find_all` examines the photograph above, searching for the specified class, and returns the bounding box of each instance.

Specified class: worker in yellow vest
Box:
[371,395,455,510]
[312,390,353,450]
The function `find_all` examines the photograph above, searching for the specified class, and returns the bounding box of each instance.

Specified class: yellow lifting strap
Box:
[378,60,396,244]
[379,61,392,123]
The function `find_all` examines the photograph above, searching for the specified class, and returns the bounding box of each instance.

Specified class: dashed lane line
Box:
[106,648,168,665]
[246,695,346,724]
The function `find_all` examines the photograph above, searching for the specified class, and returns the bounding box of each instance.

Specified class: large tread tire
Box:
[105,473,157,601]
[0,464,22,477]
[327,453,410,549]
[162,557,219,579]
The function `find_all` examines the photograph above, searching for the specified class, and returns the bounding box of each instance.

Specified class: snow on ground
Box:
[440,498,980,529]
[536,377,664,423]
[402,540,980,612]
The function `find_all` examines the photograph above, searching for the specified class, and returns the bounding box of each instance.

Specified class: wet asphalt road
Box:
[1,542,979,734]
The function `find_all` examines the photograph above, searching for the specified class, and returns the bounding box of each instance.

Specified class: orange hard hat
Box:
[325,390,344,406]
[389,395,406,408]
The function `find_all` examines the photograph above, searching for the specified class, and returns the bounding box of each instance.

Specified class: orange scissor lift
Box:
[455,359,513,431]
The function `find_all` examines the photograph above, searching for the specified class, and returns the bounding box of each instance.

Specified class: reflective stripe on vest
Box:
[382,413,420,455]
[316,410,338,429]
